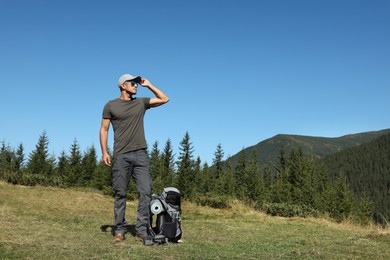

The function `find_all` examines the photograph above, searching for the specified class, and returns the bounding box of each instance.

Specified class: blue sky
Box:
[1,0,389,164]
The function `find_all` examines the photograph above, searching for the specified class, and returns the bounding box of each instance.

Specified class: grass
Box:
[0,181,389,259]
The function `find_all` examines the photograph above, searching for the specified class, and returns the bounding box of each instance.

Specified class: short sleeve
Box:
[142,98,151,109]
[102,102,111,119]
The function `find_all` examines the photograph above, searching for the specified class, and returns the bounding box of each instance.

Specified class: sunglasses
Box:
[125,80,138,86]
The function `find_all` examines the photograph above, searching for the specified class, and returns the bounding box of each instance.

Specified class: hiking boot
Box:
[113,233,125,243]
[134,235,145,242]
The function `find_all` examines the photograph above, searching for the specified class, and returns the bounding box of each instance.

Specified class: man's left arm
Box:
[140,78,169,107]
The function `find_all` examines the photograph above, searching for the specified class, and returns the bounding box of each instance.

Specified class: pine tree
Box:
[274,145,287,173]
[353,192,373,225]
[11,143,25,184]
[288,148,314,207]
[65,138,82,186]
[222,158,235,195]
[27,131,48,175]
[0,141,17,182]
[80,145,97,187]
[327,171,354,222]
[213,144,224,178]
[193,156,202,193]
[262,162,273,202]
[0,141,8,179]
[15,143,25,171]
[27,131,54,181]
[57,151,69,179]
[150,141,164,194]
[196,162,210,194]
[246,149,263,203]
[93,161,113,196]
[312,164,331,214]
[271,147,291,204]
[161,138,175,187]
[234,149,247,199]
[176,132,195,199]
[91,147,113,195]
[212,143,225,194]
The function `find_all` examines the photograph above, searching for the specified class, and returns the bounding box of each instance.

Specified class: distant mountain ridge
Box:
[227,128,390,165]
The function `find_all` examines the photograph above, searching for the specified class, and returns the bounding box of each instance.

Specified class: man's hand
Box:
[139,78,151,87]
[102,152,111,166]
[100,118,111,167]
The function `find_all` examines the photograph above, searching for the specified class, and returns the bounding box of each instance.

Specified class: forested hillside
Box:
[319,133,390,224]
[229,129,390,165]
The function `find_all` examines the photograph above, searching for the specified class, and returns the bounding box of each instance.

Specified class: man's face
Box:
[122,80,138,95]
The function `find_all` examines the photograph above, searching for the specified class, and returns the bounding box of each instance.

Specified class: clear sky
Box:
[1,0,389,164]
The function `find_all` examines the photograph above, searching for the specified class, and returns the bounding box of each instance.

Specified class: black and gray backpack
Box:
[145,187,182,245]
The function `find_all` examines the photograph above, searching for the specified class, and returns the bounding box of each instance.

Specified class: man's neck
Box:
[119,92,134,101]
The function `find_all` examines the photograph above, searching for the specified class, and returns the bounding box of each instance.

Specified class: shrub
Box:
[195,194,231,209]
[262,203,320,218]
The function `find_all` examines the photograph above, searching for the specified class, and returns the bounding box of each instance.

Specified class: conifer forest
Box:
[1,131,389,226]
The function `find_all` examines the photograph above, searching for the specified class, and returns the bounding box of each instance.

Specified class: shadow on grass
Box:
[100,224,136,236]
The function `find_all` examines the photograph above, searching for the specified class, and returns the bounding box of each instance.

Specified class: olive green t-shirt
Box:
[102,98,150,156]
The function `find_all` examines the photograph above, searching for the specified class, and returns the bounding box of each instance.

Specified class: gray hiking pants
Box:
[112,149,152,236]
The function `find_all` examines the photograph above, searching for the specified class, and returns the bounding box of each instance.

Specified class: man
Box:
[100,74,169,243]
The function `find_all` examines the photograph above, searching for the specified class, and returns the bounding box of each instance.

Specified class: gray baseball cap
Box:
[118,74,141,86]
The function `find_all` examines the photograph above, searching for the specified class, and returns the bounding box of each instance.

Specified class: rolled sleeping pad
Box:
[150,199,164,215]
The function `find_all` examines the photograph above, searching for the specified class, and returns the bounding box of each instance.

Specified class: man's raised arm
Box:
[140,78,169,107]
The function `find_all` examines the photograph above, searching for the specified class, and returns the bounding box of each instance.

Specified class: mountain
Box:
[226,128,390,166]
[223,129,390,222]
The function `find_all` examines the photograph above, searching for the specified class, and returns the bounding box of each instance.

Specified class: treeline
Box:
[319,133,390,225]
[0,131,111,193]
[0,131,378,226]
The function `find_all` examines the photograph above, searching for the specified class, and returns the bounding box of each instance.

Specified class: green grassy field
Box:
[1,181,389,259]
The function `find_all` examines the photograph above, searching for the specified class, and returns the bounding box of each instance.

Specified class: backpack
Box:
[146,187,182,245]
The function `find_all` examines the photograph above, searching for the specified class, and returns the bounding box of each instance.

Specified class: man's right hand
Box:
[100,118,111,167]
[102,153,111,166]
